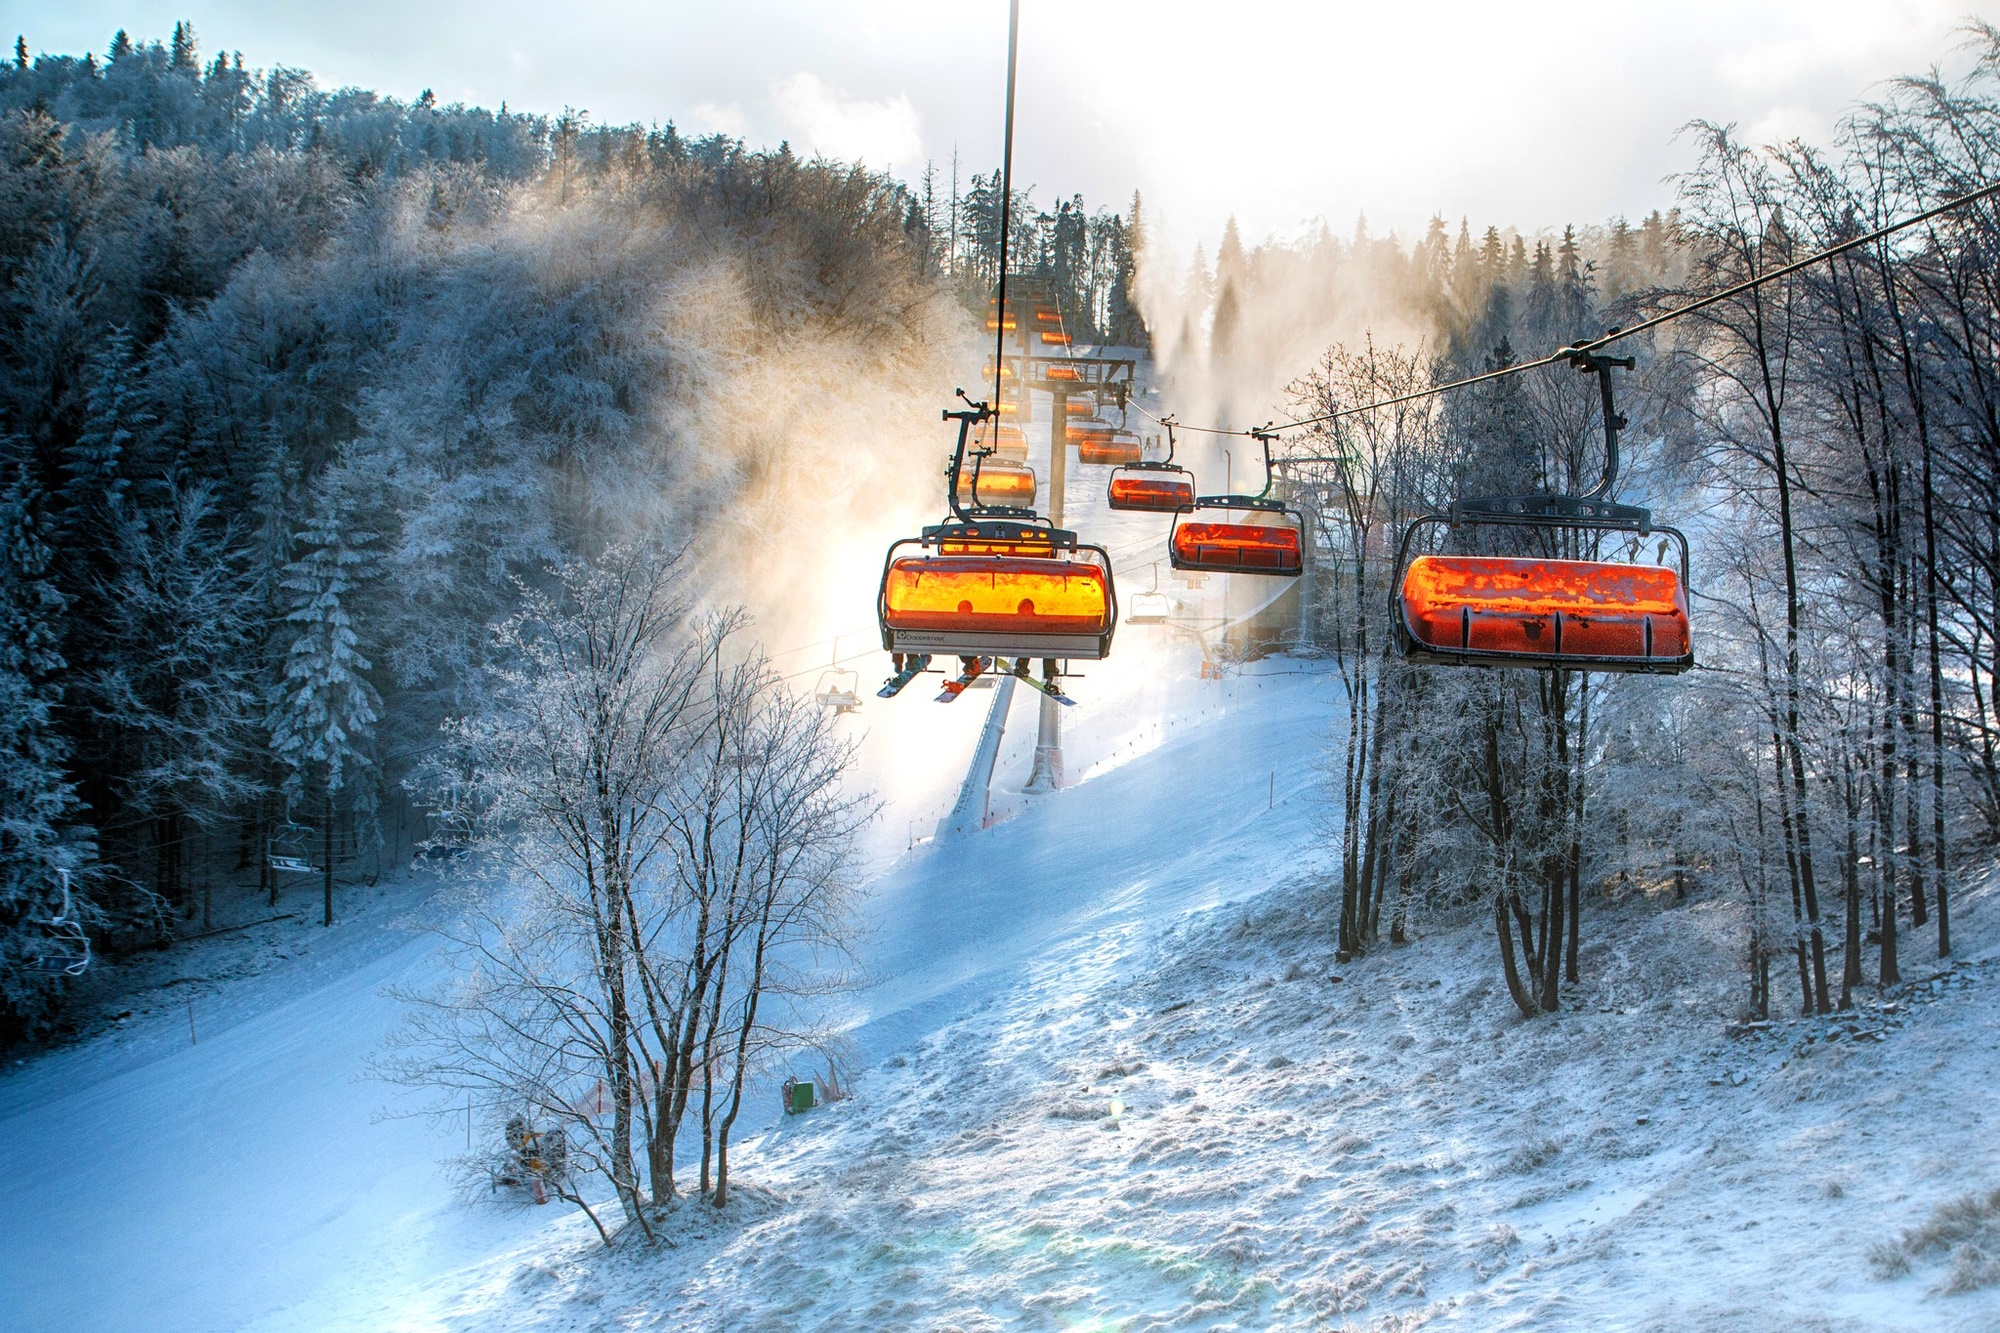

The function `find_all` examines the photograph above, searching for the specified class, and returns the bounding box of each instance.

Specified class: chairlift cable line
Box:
[1130,178,2000,441]
[989,0,1020,415]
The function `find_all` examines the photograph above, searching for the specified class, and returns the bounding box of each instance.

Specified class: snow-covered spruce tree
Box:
[0,462,91,1039]
[88,480,260,929]
[267,491,380,927]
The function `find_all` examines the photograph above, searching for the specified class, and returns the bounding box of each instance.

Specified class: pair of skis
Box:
[877,654,1075,706]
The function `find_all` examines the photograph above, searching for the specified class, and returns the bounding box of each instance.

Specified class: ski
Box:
[1008,659,1077,706]
[936,656,990,702]
[876,654,933,698]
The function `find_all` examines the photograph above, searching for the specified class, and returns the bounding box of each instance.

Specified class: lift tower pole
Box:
[1027,384,1067,791]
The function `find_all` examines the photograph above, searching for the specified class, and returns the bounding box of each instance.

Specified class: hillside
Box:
[2,641,1995,1329]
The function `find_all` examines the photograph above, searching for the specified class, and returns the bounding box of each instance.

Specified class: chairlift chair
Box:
[978,421,1029,461]
[34,868,89,976]
[1127,564,1172,623]
[877,399,1119,698]
[814,667,863,714]
[1390,351,1693,673]
[1067,417,1115,450]
[954,455,1037,507]
[268,819,319,875]
[1167,428,1305,577]
[1107,418,1197,513]
[1078,427,1143,466]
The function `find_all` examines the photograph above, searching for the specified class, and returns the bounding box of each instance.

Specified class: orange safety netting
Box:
[1079,433,1143,465]
[1108,474,1195,511]
[1399,554,1691,661]
[883,556,1112,634]
[1172,521,1302,574]
[955,462,1037,506]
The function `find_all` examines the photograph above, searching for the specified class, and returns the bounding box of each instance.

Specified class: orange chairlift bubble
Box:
[1045,362,1083,382]
[1167,428,1305,578]
[1389,350,1694,674]
[1040,329,1073,346]
[977,421,1028,461]
[875,393,1119,702]
[1107,417,1197,514]
[1067,416,1115,447]
[884,35,1113,704]
[954,455,1037,506]
[1079,426,1143,466]
[1398,554,1691,669]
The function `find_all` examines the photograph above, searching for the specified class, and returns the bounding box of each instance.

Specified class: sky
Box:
[10,0,1999,255]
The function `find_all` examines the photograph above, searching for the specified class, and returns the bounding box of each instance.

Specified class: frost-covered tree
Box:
[268,493,379,926]
[0,463,89,1038]
[386,543,865,1234]
[88,481,259,927]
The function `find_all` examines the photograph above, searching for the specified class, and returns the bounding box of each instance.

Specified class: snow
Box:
[4,520,1999,1327]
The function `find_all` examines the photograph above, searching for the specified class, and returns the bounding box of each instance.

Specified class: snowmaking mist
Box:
[1130,209,1678,464]
[1135,215,1437,472]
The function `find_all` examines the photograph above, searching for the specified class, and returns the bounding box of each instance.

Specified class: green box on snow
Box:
[788,1081,817,1114]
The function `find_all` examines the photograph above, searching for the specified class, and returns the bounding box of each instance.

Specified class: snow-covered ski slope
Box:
[0,619,1343,1330]
[7,633,1998,1330]
[4,396,1998,1327]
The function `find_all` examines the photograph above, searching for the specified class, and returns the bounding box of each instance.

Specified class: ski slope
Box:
[7,632,1994,1330]
[0,621,1341,1331]
[4,396,1998,1327]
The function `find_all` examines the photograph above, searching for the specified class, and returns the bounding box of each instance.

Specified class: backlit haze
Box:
[11,0,1995,253]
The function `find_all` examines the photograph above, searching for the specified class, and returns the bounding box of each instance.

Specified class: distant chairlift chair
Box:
[267,819,319,877]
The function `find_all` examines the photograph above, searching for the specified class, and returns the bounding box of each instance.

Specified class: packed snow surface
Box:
[3,634,1998,1329]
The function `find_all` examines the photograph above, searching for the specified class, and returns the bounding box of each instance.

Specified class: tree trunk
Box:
[1496,887,1540,1019]
[322,783,334,927]
[1840,747,1864,1008]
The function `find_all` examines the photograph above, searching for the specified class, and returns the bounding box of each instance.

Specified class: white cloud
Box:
[1744,104,1834,152]
[688,100,749,138]
[769,71,921,170]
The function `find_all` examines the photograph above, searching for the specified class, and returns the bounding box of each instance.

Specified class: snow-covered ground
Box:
[4,405,1998,1328]
[6,637,1997,1330]
[422,714,2000,1330]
